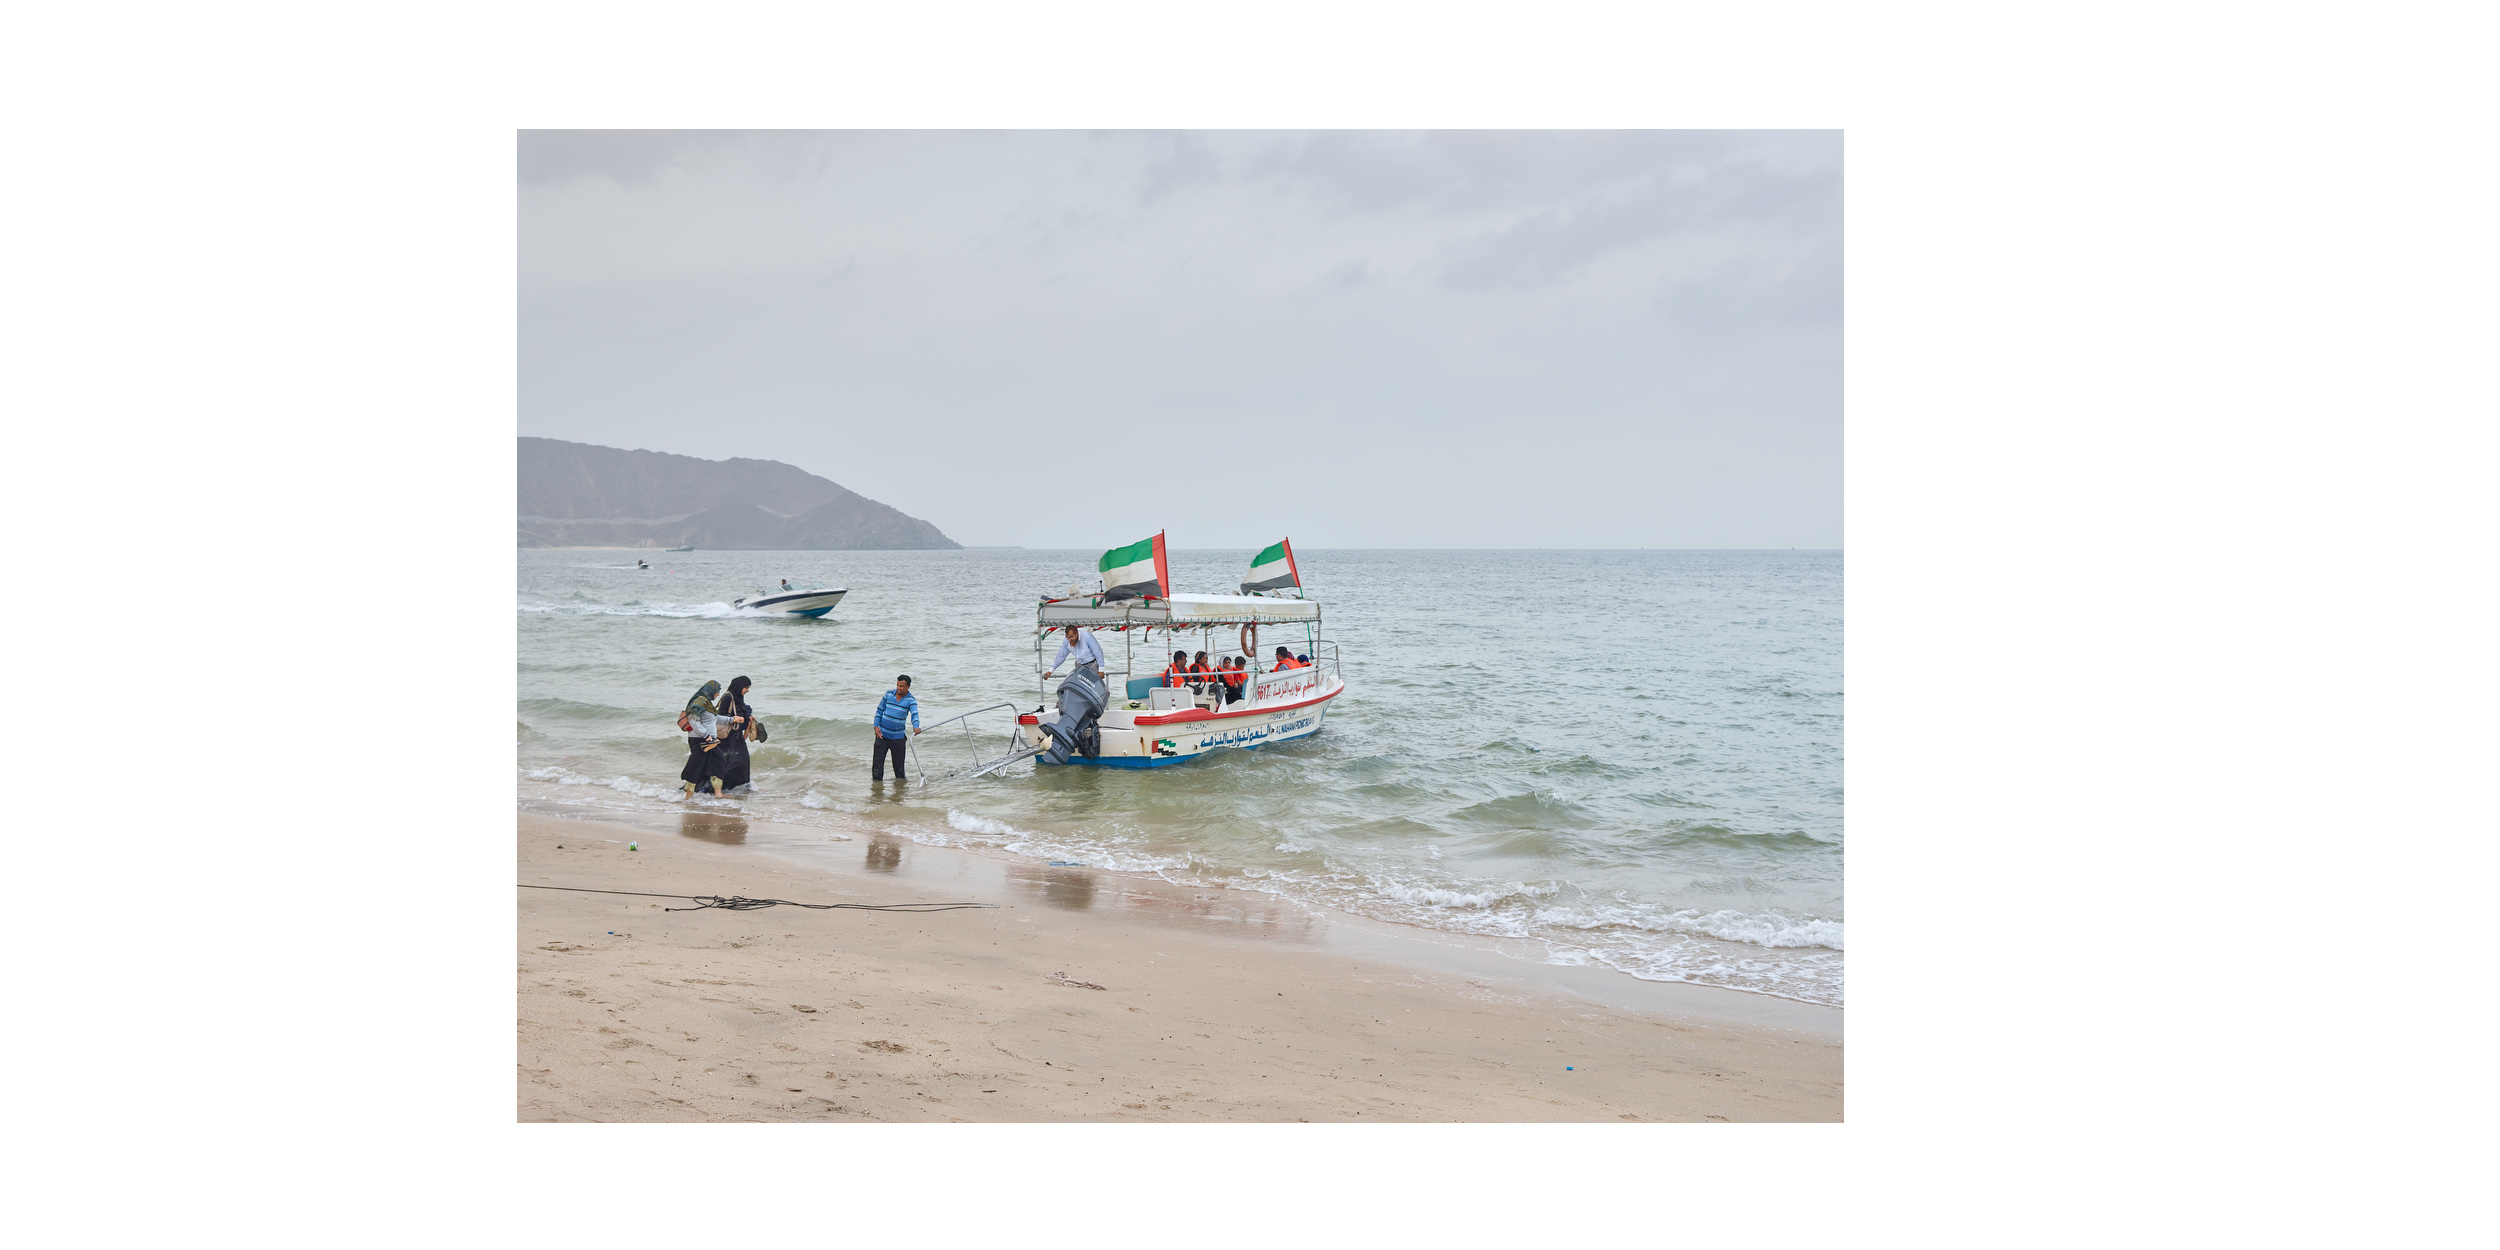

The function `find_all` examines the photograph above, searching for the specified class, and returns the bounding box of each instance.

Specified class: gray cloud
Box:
[518,130,731,186]
[520,130,1840,549]
[1436,159,1838,289]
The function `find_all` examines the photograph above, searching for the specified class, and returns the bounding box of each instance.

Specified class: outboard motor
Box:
[1041,662,1108,765]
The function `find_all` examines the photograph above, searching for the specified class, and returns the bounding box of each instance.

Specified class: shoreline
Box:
[518,777,1845,1011]
[518,802,1841,1122]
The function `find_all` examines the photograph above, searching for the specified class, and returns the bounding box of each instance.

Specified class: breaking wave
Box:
[518,765,1846,1004]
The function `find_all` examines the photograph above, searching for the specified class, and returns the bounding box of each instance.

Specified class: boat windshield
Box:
[766,580,830,594]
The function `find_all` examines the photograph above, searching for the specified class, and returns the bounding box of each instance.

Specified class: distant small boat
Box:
[733,580,847,618]
[664,545,694,552]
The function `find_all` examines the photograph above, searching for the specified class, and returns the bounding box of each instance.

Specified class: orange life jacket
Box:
[1274,656,1302,670]
[1165,664,1189,687]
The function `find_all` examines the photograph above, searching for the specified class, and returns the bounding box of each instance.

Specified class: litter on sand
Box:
[1047,971,1107,990]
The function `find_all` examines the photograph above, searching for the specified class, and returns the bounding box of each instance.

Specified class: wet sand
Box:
[517,806,1842,1122]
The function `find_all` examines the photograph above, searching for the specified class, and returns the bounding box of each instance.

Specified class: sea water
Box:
[517,549,1843,1004]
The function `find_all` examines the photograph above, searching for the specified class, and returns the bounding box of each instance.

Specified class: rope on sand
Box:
[518,884,997,913]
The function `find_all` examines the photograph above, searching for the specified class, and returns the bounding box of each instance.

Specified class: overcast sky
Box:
[519,130,1839,549]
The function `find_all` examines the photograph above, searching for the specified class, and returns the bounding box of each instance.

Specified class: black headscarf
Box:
[725,676,752,712]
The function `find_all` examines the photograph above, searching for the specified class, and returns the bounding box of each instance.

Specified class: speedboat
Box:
[733,580,847,618]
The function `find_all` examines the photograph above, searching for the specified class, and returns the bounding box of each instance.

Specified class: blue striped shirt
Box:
[874,690,920,739]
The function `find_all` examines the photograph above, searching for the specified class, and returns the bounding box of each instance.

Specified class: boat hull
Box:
[1023,678,1340,767]
[735,589,847,617]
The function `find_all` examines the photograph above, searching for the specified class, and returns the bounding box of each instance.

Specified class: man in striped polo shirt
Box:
[872,674,920,781]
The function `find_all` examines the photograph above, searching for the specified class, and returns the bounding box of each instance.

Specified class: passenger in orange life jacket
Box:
[1164,650,1192,688]
[1272,645,1304,671]
[1190,650,1214,695]
[1221,656,1246,704]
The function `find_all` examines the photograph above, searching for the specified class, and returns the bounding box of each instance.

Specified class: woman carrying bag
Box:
[714,675,764,792]
[676,680,744,797]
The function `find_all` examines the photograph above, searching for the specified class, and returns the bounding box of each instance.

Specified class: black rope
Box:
[518,884,997,913]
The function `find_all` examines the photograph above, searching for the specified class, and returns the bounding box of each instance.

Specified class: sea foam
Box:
[518,601,753,619]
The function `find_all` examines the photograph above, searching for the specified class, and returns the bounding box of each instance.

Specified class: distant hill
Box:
[518,438,959,550]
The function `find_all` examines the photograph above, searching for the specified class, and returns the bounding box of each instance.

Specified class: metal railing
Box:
[906,702,1042,784]
[1312,640,1342,677]
[1033,623,1341,710]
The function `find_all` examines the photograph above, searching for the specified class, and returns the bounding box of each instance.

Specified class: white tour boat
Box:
[1014,591,1343,768]
[906,535,1341,780]
[732,579,848,618]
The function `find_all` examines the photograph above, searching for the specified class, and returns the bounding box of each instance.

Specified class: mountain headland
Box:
[518,438,959,550]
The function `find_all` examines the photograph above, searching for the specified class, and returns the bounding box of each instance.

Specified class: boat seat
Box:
[1126,676,1163,701]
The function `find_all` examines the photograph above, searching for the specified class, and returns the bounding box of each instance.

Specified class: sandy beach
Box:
[518,806,1840,1122]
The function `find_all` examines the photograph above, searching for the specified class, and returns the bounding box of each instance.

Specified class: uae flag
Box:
[1240,539,1300,594]
[1099,531,1169,600]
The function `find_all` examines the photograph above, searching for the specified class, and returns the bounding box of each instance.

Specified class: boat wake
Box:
[519,600,758,618]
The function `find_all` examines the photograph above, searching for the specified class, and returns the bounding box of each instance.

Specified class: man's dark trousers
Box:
[872,735,909,780]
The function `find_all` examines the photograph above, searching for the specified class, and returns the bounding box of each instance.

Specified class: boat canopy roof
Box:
[1037,592,1319,629]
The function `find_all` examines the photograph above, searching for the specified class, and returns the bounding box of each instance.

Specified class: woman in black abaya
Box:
[677,680,739,797]
[715,676,763,792]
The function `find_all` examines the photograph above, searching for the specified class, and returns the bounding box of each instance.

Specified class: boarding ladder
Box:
[906,703,1046,784]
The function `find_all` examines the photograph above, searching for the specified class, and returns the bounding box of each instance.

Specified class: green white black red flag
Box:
[1241,539,1300,594]
[1099,532,1169,600]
